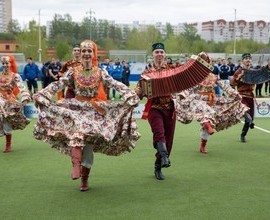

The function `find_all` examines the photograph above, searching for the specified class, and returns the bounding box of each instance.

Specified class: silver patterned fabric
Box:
[0,73,31,135]
[34,67,141,156]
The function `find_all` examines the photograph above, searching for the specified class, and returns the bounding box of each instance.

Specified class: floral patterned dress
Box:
[175,73,249,132]
[0,72,31,134]
[33,66,141,156]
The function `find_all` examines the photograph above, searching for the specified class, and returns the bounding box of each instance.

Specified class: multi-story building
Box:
[44,17,270,44]
[116,19,270,44]
[116,21,165,38]
[0,0,12,33]
[200,19,270,44]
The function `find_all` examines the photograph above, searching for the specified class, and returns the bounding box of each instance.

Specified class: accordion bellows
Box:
[141,55,214,98]
[242,67,270,84]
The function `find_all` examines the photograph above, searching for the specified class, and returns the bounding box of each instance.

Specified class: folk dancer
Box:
[0,56,31,153]
[135,43,211,180]
[230,53,256,143]
[176,72,249,153]
[33,40,140,191]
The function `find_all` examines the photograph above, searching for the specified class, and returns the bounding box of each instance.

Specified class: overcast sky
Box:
[12,0,269,27]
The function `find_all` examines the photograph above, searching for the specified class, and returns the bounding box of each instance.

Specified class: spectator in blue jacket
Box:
[211,59,221,96]
[110,58,123,100]
[227,57,235,77]
[211,59,220,75]
[99,58,112,73]
[219,59,231,95]
[23,57,40,97]
[233,59,242,72]
[99,58,112,99]
[41,61,51,88]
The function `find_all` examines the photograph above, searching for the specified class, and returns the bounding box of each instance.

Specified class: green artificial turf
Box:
[0,118,270,220]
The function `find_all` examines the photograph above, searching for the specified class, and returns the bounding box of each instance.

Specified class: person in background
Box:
[122,60,130,87]
[264,59,270,96]
[47,58,62,99]
[99,58,112,73]
[216,58,222,67]
[41,61,51,89]
[219,59,231,95]
[0,55,31,153]
[48,58,62,83]
[23,57,40,98]
[99,58,112,100]
[33,39,140,192]
[231,59,242,90]
[110,58,123,100]
[59,43,82,98]
[227,57,235,79]
[184,55,190,63]
[254,60,263,97]
[211,58,221,96]
[166,57,173,65]
[145,59,153,70]
[233,59,242,72]
[230,53,255,143]
[175,59,181,66]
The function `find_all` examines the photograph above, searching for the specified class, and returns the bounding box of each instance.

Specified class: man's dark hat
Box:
[72,43,80,48]
[242,53,252,60]
[152,42,165,51]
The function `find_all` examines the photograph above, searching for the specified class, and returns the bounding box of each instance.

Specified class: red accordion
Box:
[141,55,214,98]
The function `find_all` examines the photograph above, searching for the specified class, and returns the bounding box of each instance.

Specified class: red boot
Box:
[203,122,214,135]
[80,166,90,191]
[3,134,12,153]
[70,147,82,180]
[199,138,208,154]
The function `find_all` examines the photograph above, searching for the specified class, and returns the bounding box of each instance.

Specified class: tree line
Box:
[1,13,269,62]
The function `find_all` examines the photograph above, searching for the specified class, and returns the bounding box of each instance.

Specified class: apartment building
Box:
[200,19,269,43]
[0,0,12,33]
[116,19,269,44]
[32,15,270,45]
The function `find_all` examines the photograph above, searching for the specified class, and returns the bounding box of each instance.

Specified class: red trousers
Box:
[242,97,254,120]
[148,108,176,159]
[65,87,75,99]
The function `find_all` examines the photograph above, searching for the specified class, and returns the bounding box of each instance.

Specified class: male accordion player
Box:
[135,42,213,181]
[230,53,257,143]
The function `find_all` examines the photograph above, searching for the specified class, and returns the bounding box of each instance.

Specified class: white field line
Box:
[240,121,270,134]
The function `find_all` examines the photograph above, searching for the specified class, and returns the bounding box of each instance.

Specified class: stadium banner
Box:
[23,103,144,119]
[23,104,39,118]
[129,62,145,81]
[254,98,270,118]
[24,99,270,119]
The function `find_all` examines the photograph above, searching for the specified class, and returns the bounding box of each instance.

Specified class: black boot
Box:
[240,135,246,143]
[241,122,249,143]
[154,162,165,180]
[155,142,171,168]
[245,113,255,129]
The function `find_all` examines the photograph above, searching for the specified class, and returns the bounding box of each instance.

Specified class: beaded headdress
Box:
[80,39,98,67]
[1,56,10,63]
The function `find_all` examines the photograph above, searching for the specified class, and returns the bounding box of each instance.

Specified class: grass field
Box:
[0,117,270,220]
